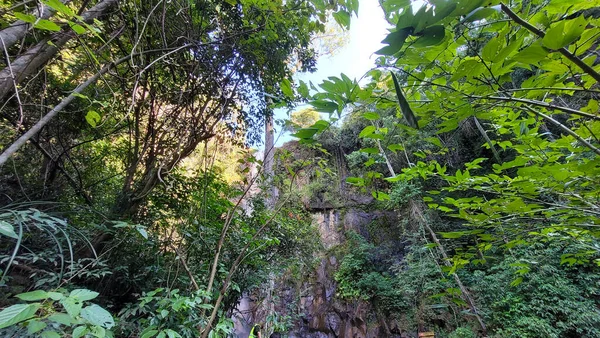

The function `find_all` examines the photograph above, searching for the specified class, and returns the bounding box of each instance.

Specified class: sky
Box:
[271,0,390,147]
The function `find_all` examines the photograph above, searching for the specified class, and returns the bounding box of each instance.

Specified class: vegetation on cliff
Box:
[0,0,599,337]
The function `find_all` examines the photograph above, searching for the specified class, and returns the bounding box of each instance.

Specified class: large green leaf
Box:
[542,16,587,50]
[359,126,376,138]
[60,298,83,317]
[412,25,445,47]
[391,73,418,129]
[80,304,115,329]
[376,28,411,55]
[332,10,351,29]
[0,303,40,329]
[362,112,380,120]
[27,320,47,334]
[359,147,379,154]
[291,128,319,139]
[85,111,101,128]
[72,326,89,338]
[0,221,18,239]
[451,0,486,16]
[41,331,61,338]
[310,100,338,114]
[298,80,310,98]
[14,13,62,32]
[15,290,49,301]
[48,313,74,326]
[70,289,99,301]
[463,7,499,22]
[412,0,457,33]
[42,0,75,16]
[511,43,548,64]
[280,79,293,98]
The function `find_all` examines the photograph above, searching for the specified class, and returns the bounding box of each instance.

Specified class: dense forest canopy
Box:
[0,0,599,337]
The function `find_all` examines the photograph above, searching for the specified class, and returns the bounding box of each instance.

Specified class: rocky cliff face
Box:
[232,206,408,338]
[233,140,412,338]
[284,208,405,338]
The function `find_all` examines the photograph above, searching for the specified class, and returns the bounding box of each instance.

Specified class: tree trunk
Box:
[263,112,278,209]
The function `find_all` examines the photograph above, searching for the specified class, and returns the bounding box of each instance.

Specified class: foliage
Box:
[0,208,109,289]
[448,327,476,338]
[300,0,600,272]
[386,180,422,208]
[117,288,214,338]
[0,288,114,338]
[286,108,322,132]
[464,242,600,338]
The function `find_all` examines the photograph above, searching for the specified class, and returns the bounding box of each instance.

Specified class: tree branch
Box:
[500,3,600,84]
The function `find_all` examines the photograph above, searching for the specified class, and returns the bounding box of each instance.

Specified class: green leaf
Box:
[292,128,319,139]
[481,36,500,62]
[376,28,411,55]
[387,144,405,153]
[27,320,46,334]
[73,326,89,338]
[310,120,330,132]
[0,221,18,239]
[440,231,465,239]
[280,79,293,98]
[510,277,523,287]
[298,80,309,98]
[542,16,586,50]
[372,191,390,201]
[332,10,351,29]
[359,147,379,154]
[0,303,40,329]
[391,73,418,129]
[347,0,359,15]
[70,289,99,301]
[412,25,445,47]
[136,226,148,239]
[15,290,49,301]
[164,329,181,338]
[512,43,548,64]
[85,111,101,128]
[464,7,499,22]
[34,19,62,32]
[310,100,338,114]
[452,0,485,16]
[80,304,115,329]
[13,12,36,23]
[141,330,159,338]
[362,112,380,120]
[48,312,74,325]
[346,177,365,186]
[69,22,87,34]
[48,292,64,301]
[41,331,61,338]
[42,0,75,16]
[60,298,83,317]
[90,325,106,338]
[359,126,376,138]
